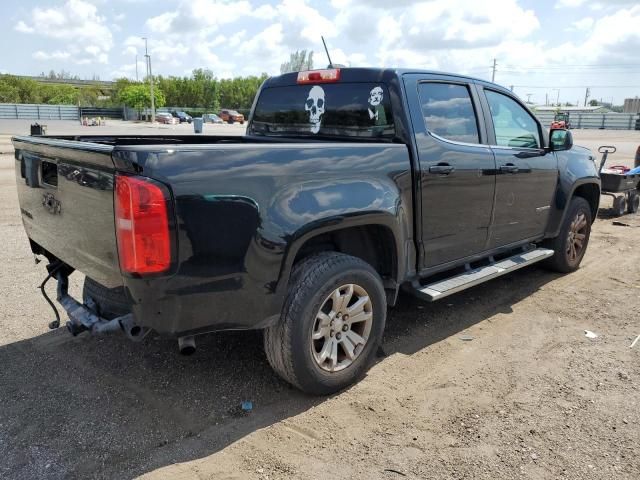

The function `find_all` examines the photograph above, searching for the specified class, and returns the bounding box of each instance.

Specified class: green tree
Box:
[39,84,78,105]
[118,84,165,118]
[0,78,20,102]
[0,75,42,103]
[280,50,314,74]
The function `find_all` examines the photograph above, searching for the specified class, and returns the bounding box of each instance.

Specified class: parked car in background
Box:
[156,112,178,125]
[171,111,193,123]
[204,113,224,124]
[219,109,245,124]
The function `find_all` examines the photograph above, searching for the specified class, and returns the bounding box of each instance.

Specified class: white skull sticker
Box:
[368,86,384,122]
[305,86,325,134]
[369,86,383,107]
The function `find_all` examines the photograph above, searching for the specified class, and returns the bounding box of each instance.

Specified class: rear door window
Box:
[484,90,541,149]
[250,83,395,139]
[417,82,480,144]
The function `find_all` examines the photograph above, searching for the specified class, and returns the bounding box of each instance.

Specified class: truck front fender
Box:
[545,147,600,238]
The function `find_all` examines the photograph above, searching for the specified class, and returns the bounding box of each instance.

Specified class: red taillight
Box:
[115,175,171,275]
[297,69,341,84]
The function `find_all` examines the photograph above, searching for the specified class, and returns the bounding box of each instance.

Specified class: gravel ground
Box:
[0,128,638,479]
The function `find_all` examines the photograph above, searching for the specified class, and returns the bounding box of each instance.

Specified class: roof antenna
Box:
[321,36,333,68]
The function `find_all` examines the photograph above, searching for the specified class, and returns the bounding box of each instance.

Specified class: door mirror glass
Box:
[550,128,573,151]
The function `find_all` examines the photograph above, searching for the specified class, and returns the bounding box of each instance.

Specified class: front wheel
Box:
[264,252,386,395]
[542,196,592,273]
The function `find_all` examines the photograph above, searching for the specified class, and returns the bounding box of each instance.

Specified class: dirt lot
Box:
[0,128,639,480]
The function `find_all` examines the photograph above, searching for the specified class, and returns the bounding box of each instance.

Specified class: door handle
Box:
[429,164,455,175]
[500,164,519,174]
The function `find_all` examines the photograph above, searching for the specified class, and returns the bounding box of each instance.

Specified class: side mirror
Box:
[549,128,573,151]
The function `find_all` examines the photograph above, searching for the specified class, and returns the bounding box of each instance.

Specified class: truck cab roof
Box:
[264,67,509,93]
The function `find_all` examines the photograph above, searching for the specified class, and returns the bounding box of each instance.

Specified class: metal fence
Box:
[2,102,639,130]
[0,103,79,120]
[79,107,123,119]
[535,112,639,130]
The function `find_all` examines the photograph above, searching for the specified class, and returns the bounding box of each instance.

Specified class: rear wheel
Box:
[613,196,627,217]
[543,196,592,273]
[627,191,639,214]
[264,252,386,395]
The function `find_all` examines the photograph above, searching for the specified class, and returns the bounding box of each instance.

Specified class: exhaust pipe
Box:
[119,314,145,341]
[178,335,196,355]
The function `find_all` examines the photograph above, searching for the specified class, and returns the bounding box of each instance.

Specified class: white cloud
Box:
[570,17,594,31]
[15,0,113,65]
[15,21,34,34]
[33,50,72,60]
[145,0,253,35]
[556,0,586,7]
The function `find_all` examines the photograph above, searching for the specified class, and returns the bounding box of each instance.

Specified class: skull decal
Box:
[367,85,387,125]
[368,86,383,107]
[305,86,325,134]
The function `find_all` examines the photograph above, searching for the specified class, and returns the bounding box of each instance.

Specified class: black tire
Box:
[264,252,386,395]
[627,192,639,214]
[227,119,234,124]
[82,277,132,319]
[613,196,627,217]
[542,196,592,273]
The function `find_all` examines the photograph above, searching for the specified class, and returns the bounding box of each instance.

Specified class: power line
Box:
[512,85,639,88]
[502,63,640,70]
[500,70,640,75]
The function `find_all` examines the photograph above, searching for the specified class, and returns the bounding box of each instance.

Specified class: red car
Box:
[156,112,178,125]
[219,109,245,124]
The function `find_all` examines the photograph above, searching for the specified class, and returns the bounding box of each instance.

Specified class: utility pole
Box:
[135,54,138,82]
[491,58,497,82]
[509,85,514,92]
[143,37,155,123]
[545,93,549,106]
[583,87,590,107]
[526,93,533,104]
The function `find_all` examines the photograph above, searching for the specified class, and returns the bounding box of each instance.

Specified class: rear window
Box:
[250,83,395,139]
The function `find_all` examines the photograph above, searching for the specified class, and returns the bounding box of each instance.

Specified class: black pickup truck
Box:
[13,68,600,394]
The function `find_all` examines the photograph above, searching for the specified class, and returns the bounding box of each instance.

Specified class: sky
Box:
[1,0,639,105]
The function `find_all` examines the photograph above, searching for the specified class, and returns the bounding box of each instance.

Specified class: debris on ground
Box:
[630,334,640,348]
[459,335,474,341]
[384,468,407,477]
[584,330,598,339]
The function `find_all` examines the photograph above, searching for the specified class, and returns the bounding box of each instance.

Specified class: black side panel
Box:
[117,143,413,335]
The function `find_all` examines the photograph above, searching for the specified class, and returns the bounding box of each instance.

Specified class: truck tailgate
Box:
[12,136,122,288]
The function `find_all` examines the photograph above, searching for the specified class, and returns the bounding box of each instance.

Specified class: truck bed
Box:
[12,133,411,333]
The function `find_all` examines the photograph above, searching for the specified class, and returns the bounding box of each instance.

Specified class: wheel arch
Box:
[278,214,405,306]
[572,182,600,223]
[546,179,600,238]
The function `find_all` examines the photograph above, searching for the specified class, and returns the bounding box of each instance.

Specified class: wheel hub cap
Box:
[566,211,587,263]
[311,284,373,373]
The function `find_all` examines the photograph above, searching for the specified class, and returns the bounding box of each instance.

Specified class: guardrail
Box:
[0,103,79,120]
[535,112,639,130]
